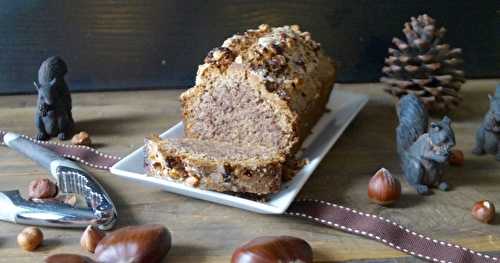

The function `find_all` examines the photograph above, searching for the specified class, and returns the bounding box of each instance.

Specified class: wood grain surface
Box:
[0,79,499,262]
[0,1,498,94]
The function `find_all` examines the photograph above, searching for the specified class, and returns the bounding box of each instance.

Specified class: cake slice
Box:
[144,136,284,195]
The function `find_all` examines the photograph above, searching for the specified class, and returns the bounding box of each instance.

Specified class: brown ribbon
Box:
[1,130,497,263]
[287,200,497,263]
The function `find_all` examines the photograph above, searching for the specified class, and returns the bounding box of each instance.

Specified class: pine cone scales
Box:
[381,14,465,113]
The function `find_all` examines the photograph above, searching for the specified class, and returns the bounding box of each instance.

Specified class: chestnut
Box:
[368,168,401,205]
[45,254,95,263]
[95,224,171,263]
[472,200,496,224]
[231,236,313,263]
[449,149,464,166]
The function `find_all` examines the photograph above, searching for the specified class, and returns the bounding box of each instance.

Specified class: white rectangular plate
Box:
[111,90,368,214]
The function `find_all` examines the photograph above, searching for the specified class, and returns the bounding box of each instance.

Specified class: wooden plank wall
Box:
[0,0,497,94]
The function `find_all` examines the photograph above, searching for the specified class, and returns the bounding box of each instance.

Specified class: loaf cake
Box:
[145,136,283,195]
[145,24,336,196]
[181,24,336,157]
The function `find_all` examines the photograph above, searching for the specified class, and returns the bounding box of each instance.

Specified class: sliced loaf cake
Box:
[146,25,335,195]
[145,136,283,195]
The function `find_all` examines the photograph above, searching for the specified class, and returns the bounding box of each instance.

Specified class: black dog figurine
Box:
[472,84,500,160]
[35,56,74,140]
[397,94,456,195]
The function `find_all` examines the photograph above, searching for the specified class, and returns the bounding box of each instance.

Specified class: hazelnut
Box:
[71,131,92,146]
[472,200,496,224]
[449,149,464,166]
[95,224,171,263]
[80,225,106,253]
[28,178,58,199]
[17,227,43,251]
[231,236,312,263]
[45,254,96,263]
[368,168,401,205]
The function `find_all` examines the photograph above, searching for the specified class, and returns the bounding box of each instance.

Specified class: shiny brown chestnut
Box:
[231,236,313,263]
[472,200,496,224]
[95,224,171,263]
[368,168,401,205]
[449,149,464,166]
[45,254,96,263]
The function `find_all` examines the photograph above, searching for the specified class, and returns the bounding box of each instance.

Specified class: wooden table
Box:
[0,79,499,262]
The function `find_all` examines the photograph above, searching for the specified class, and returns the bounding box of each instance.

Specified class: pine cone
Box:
[381,14,465,114]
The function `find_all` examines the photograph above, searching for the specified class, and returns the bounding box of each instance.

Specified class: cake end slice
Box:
[144,136,284,196]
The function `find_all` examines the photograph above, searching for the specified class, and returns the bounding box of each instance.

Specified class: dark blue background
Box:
[0,0,498,94]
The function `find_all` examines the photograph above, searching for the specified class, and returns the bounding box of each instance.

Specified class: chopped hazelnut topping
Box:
[291,24,301,32]
[235,55,243,64]
[204,47,235,69]
[258,24,270,32]
[185,176,200,187]
[212,50,225,61]
[199,25,324,100]
[301,32,311,41]
[169,168,186,179]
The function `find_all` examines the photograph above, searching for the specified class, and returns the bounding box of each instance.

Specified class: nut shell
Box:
[59,194,78,206]
[95,224,171,263]
[471,200,496,224]
[28,178,58,199]
[80,225,106,253]
[368,168,401,205]
[449,149,464,166]
[31,194,78,206]
[71,131,92,146]
[17,227,43,251]
[231,236,313,263]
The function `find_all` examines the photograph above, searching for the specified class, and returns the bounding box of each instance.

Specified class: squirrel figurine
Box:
[396,95,456,195]
[472,85,500,160]
[34,56,74,141]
